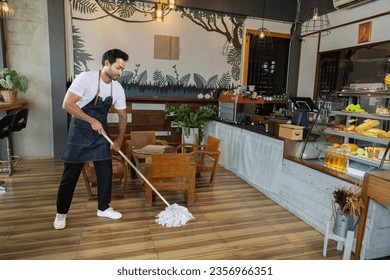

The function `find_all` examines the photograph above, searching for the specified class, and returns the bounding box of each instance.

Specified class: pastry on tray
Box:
[375,106,390,115]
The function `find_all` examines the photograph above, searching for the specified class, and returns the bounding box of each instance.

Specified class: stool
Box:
[0,113,15,177]
[323,218,355,260]
[0,108,29,176]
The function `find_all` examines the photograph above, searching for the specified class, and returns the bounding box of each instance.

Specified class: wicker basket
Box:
[1,90,17,103]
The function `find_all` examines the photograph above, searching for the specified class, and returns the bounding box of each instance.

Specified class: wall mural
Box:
[68,0,245,98]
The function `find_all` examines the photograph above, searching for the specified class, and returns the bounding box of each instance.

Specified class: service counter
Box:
[205,120,390,259]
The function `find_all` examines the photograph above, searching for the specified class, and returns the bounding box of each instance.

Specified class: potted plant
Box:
[332,185,364,237]
[0,68,29,102]
[164,104,216,143]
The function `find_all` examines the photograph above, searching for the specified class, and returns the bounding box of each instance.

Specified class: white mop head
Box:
[155,203,195,227]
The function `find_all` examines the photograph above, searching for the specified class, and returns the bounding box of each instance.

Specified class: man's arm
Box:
[111,108,127,151]
[63,91,104,134]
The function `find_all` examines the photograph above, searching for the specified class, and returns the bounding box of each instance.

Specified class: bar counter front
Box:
[204,120,390,260]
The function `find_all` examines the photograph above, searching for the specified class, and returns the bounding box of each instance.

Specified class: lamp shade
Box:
[155,2,164,22]
[168,0,176,9]
[301,5,331,36]
[0,0,14,19]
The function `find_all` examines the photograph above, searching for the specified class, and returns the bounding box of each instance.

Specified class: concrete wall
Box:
[3,0,53,159]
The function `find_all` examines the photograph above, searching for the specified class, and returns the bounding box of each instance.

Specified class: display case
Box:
[300,89,390,179]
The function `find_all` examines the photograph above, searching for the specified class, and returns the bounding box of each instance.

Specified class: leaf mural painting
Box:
[135,70,147,85]
[166,75,176,85]
[193,73,207,88]
[179,74,191,86]
[71,0,243,96]
[206,75,218,88]
[153,70,166,87]
[118,70,135,84]
[217,72,231,89]
[72,25,94,75]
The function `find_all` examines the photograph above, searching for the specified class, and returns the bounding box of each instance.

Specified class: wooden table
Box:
[0,99,27,112]
[131,145,176,165]
[355,171,390,259]
[131,145,176,180]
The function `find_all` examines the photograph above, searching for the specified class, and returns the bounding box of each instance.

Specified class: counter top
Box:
[217,120,360,185]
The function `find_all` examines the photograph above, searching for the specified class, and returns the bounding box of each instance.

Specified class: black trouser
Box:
[56,159,113,213]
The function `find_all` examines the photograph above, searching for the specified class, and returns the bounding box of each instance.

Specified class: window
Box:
[243,30,290,97]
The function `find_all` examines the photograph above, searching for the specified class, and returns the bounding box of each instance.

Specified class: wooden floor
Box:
[0,158,346,260]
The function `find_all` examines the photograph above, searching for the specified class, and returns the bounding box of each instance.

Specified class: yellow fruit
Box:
[333,143,341,148]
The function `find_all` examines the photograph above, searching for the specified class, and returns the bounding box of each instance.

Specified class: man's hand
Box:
[90,119,104,134]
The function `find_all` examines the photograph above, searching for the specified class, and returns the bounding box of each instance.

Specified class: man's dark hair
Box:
[101,49,129,65]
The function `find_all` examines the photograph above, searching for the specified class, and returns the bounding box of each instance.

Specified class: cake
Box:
[376,106,390,115]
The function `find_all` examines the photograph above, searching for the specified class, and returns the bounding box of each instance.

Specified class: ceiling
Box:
[140,0,337,23]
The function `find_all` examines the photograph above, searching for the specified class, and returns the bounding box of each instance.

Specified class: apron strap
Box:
[94,70,113,106]
[93,70,101,106]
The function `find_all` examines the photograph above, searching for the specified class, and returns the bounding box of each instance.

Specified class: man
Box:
[53,49,129,230]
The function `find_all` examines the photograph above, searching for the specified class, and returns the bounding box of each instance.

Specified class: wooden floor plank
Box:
[0,158,347,260]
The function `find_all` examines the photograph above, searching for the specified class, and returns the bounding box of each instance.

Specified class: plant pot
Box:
[333,208,354,237]
[1,89,17,103]
[183,127,199,145]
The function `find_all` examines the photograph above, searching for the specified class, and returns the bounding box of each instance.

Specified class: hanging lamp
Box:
[301,1,331,36]
[168,0,176,9]
[0,0,14,19]
[155,1,164,22]
[222,36,234,56]
[252,0,273,50]
[222,0,235,56]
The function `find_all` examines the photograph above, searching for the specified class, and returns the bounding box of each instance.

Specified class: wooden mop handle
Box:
[102,132,170,207]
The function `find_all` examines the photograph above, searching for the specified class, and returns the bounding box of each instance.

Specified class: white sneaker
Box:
[53,213,67,230]
[97,207,122,219]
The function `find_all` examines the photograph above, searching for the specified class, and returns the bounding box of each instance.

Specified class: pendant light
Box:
[301,0,331,36]
[0,0,14,19]
[168,0,176,9]
[155,1,164,22]
[222,0,235,56]
[252,0,273,50]
[222,36,234,56]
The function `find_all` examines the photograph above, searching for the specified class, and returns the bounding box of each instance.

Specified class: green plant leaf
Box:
[13,75,29,93]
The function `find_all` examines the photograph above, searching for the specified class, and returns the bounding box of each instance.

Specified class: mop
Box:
[102,133,194,227]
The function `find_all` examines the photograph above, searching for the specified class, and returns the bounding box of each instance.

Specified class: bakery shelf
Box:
[323,129,389,145]
[317,145,390,170]
[330,110,390,121]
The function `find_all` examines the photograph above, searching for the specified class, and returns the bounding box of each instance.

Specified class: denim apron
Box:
[62,71,112,163]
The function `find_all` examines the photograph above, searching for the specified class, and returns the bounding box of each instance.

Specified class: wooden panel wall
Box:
[109,97,218,146]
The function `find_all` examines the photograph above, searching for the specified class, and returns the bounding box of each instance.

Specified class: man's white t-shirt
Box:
[68,70,126,110]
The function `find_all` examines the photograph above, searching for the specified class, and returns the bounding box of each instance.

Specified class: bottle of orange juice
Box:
[323,149,331,167]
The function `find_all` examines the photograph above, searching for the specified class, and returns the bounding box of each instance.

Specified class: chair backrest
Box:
[147,153,191,178]
[130,131,156,148]
[204,135,221,159]
[11,108,29,132]
[0,114,14,139]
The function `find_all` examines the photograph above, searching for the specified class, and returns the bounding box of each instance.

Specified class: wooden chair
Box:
[82,155,128,200]
[176,135,221,186]
[126,131,168,154]
[143,153,196,206]
[126,131,168,178]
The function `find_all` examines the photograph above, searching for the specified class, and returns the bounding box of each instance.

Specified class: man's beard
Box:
[105,69,118,81]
